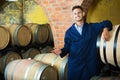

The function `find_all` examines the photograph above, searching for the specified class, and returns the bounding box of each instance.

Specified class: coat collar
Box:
[70,22,88,36]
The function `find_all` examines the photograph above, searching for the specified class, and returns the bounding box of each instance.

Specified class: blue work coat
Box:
[60,20,112,80]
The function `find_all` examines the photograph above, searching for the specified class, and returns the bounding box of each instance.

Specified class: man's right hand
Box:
[51,48,62,55]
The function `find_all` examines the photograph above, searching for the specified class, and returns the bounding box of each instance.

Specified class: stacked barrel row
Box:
[4,53,68,80]
[0,23,54,79]
[4,59,58,80]
[0,23,53,50]
[0,47,42,74]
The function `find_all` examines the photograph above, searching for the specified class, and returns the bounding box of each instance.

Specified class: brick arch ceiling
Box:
[36,0,94,48]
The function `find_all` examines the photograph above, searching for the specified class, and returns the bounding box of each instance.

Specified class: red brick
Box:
[35,0,93,48]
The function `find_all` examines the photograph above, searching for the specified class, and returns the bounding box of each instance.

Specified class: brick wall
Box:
[36,0,93,48]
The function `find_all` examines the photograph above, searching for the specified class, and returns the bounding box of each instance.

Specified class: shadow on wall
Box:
[87,0,120,25]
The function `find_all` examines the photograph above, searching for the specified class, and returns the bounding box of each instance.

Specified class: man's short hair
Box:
[72,5,83,11]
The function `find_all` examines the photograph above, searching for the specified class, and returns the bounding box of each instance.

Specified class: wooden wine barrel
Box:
[46,24,54,43]
[97,25,120,68]
[34,53,68,80]
[22,48,40,59]
[4,59,57,80]
[5,24,31,47]
[0,51,21,74]
[40,46,53,53]
[24,23,49,44]
[0,26,10,50]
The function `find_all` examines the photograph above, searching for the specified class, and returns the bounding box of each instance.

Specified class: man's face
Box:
[72,8,85,22]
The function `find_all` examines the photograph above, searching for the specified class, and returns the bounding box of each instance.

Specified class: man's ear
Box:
[83,11,85,17]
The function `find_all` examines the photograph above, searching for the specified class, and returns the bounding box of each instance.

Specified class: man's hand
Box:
[51,48,62,55]
[102,28,110,41]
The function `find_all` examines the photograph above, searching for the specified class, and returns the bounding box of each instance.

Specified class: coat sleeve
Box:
[60,31,71,58]
[91,20,113,34]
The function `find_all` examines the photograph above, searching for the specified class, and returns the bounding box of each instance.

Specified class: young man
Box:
[51,5,112,80]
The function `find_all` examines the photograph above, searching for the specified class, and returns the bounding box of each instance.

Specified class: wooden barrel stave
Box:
[5,24,31,47]
[0,51,21,74]
[0,26,10,50]
[25,23,49,44]
[34,53,68,80]
[4,59,57,80]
